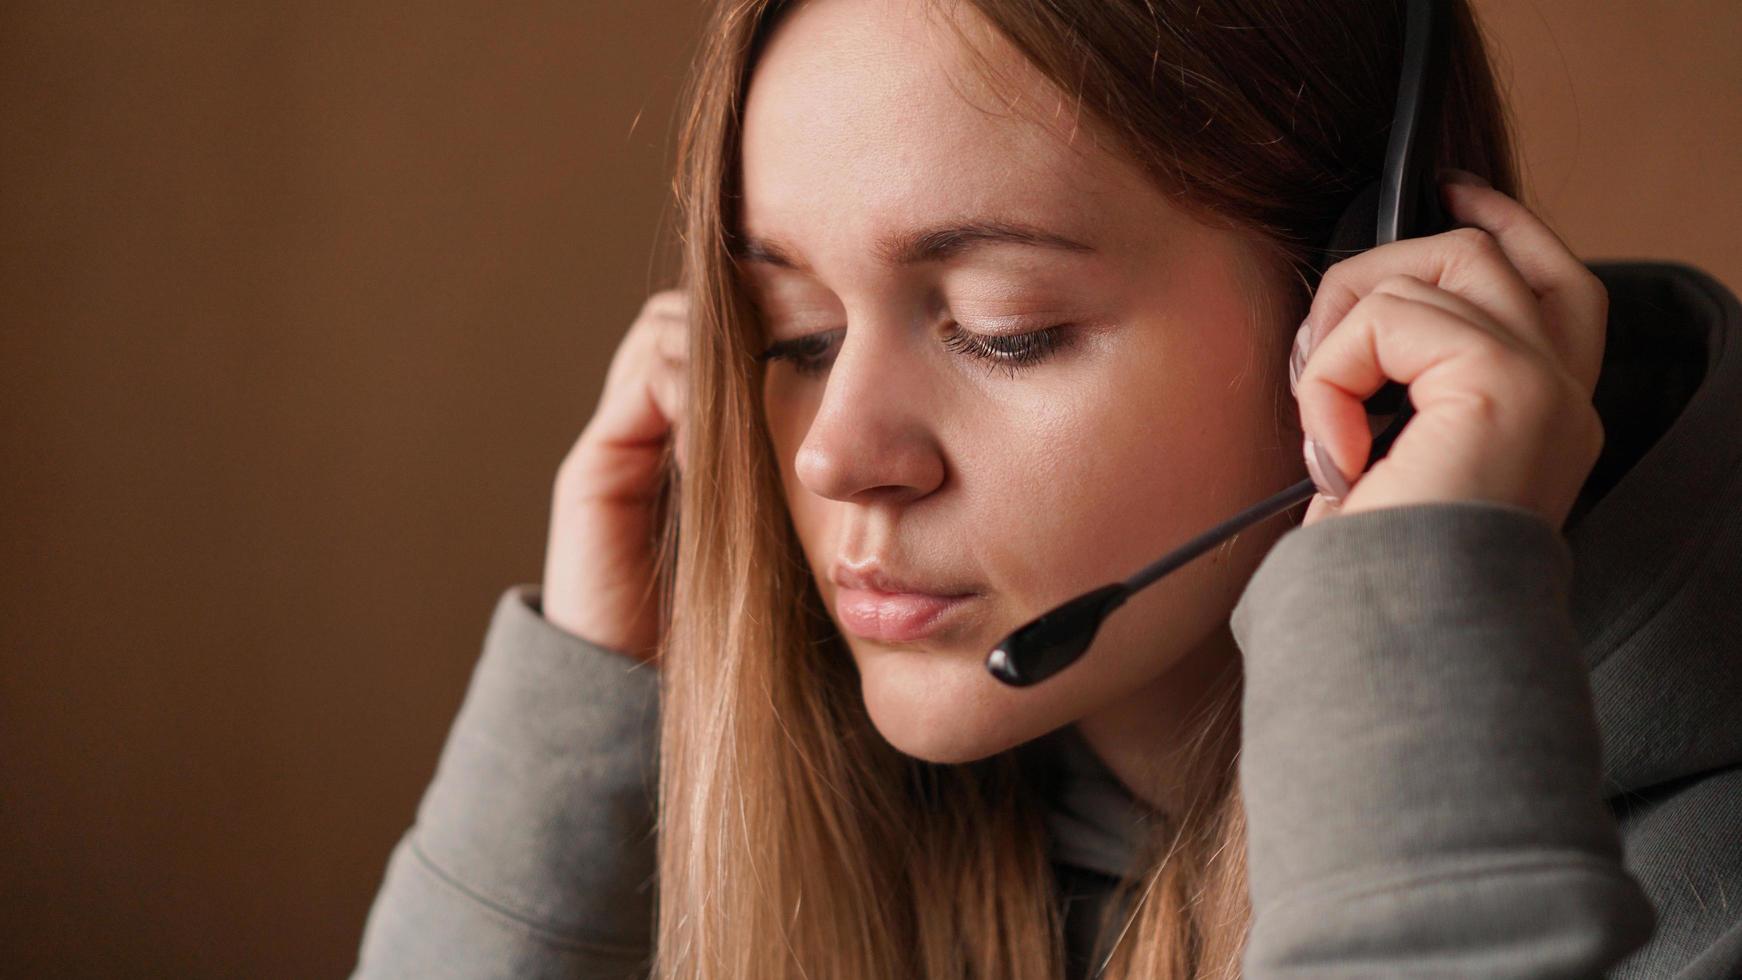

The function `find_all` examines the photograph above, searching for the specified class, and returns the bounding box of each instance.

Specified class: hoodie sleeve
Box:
[1230,501,1657,978]
[351,584,660,980]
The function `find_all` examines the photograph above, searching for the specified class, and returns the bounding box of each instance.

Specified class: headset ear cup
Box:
[1313,180,1408,416]
[1317,180,1381,277]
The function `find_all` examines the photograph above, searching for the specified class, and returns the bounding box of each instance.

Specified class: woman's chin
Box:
[855,648,1055,764]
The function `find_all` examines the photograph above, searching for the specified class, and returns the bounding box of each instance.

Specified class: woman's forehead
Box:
[737,0,1153,259]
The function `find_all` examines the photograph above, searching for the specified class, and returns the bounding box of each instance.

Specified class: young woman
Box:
[354,1,1742,977]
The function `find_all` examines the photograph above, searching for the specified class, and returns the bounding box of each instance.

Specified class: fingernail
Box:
[1288,320,1311,396]
[1303,434,1350,501]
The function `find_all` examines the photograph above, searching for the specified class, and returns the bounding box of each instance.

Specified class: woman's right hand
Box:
[540,288,689,663]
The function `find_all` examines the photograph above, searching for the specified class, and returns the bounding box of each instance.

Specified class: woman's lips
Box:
[833,587,978,643]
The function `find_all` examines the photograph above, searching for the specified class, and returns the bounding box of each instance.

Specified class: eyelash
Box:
[757,323,1072,379]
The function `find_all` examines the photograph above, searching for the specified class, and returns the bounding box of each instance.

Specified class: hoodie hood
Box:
[1567,261,1742,797]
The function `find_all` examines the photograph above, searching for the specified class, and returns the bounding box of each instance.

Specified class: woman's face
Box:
[741,0,1301,764]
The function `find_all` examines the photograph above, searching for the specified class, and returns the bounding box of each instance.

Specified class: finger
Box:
[654,319,689,475]
[1438,172,1608,391]
[1297,290,1549,494]
[1301,492,1341,527]
[1292,275,1512,406]
[592,326,683,450]
[654,312,688,366]
[641,288,688,321]
[1357,273,1512,341]
[1296,276,1512,410]
[629,360,682,461]
[609,298,687,396]
[1305,223,1545,365]
[648,352,685,424]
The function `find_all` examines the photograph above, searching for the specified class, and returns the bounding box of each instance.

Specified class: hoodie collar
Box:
[1567,262,1742,797]
[1028,724,1160,879]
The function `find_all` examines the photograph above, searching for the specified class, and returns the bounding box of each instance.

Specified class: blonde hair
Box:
[652,1,1518,976]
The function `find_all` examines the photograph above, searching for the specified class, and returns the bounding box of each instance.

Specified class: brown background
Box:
[2,3,1737,977]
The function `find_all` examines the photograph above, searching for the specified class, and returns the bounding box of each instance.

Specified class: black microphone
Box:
[986,0,1448,687]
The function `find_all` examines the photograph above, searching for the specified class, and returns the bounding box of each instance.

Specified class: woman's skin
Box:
[544,0,1608,818]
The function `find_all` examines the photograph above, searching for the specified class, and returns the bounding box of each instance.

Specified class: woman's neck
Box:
[1071,622,1243,819]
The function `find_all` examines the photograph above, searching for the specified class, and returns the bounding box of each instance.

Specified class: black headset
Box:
[987,0,1451,687]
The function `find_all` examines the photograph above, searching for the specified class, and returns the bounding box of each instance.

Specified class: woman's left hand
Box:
[1291,168,1609,529]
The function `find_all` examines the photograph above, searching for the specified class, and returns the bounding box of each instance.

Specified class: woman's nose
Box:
[792,330,945,504]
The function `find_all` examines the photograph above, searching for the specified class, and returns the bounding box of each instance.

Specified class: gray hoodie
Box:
[351,261,1742,979]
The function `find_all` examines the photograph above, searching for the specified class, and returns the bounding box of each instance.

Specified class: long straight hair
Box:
[654,1,1518,976]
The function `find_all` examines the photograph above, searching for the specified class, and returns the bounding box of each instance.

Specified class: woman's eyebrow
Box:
[728,218,1096,271]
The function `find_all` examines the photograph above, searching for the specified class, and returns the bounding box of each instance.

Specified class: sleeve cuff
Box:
[1230,501,1621,901]
[404,583,661,947]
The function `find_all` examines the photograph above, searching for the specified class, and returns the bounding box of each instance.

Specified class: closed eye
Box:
[757,328,843,377]
[758,323,1072,379]
[941,322,1072,378]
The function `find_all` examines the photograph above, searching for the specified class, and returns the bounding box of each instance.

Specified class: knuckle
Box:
[1373,272,1424,297]
[1445,225,1499,257]
[1461,333,1514,372]
[1447,365,1563,438]
[656,324,688,362]
[1356,287,1413,329]
[1444,384,1507,433]
[1446,338,1606,472]
[638,289,689,323]
[1460,340,1555,414]
[1316,256,1357,296]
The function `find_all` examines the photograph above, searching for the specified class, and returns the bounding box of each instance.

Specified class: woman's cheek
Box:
[959,399,1137,600]
[1008,351,1245,598]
